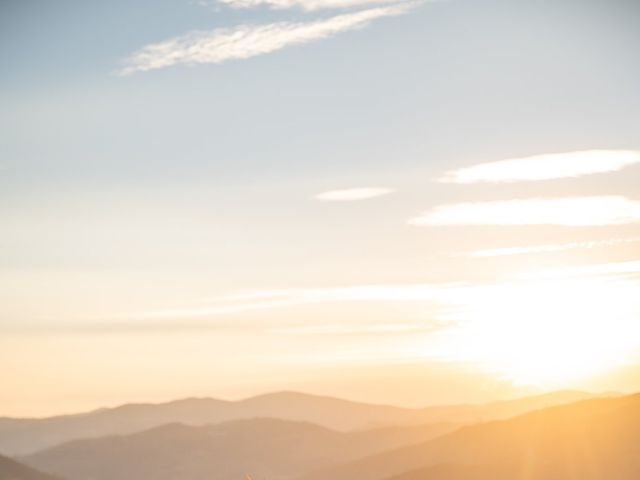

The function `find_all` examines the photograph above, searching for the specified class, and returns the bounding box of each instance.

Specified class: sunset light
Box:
[437,272,640,386]
[2,1,640,479]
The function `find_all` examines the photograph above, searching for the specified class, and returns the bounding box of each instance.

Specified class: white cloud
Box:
[463,236,640,258]
[438,150,640,184]
[408,196,640,227]
[218,0,406,11]
[314,187,394,201]
[118,4,415,75]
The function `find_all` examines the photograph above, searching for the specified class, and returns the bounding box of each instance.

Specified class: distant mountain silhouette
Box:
[20,418,453,480]
[0,390,599,455]
[0,453,60,480]
[301,393,640,480]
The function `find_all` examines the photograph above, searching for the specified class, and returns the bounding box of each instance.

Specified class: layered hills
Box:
[0,390,595,455]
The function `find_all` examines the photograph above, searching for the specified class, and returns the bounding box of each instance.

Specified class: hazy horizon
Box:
[0,385,616,420]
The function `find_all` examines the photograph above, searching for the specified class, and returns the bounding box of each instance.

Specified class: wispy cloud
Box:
[408,196,640,227]
[271,323,431,335]
[218,0,406,10]
[6,283,455,334]
[314,187,394,201]
[518,259,640,280]
[111,283,457,320]
[118,4,415,75]
[462,236,640,258]
[438,150,640,184]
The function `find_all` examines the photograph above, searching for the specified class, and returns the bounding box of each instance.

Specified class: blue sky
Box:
[2,0,640,415]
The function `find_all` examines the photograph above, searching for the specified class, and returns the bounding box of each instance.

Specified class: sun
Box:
[439,274,640,387]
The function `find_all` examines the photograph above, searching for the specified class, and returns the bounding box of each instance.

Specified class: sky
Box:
[2,0,640,417]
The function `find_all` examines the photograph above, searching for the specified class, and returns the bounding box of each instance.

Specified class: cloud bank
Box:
[408,196,640,226]
[119,4,414,75]
[314,187,394,201]
[439,150,640,184]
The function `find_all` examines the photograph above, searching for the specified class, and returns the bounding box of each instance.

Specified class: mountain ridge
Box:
[0,389,606,455]
[0,453,61,480]
[300,393,640,480]
[20,417,454,480]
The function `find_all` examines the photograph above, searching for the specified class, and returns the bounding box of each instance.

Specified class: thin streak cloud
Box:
[518,260,640,280]
[111,283,457,320]
[218,0,405,10]
[314,187,394,201]
[439,150,640,184]
[463,236,640,258]
[271,323,429,335]
[408,196,640,227]
[118,4,415,75]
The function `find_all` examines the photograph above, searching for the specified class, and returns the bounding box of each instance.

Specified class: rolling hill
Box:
[301,393,640,480]
[0,453,60,480]
[0,390,599,455]
[20,418,453,480]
